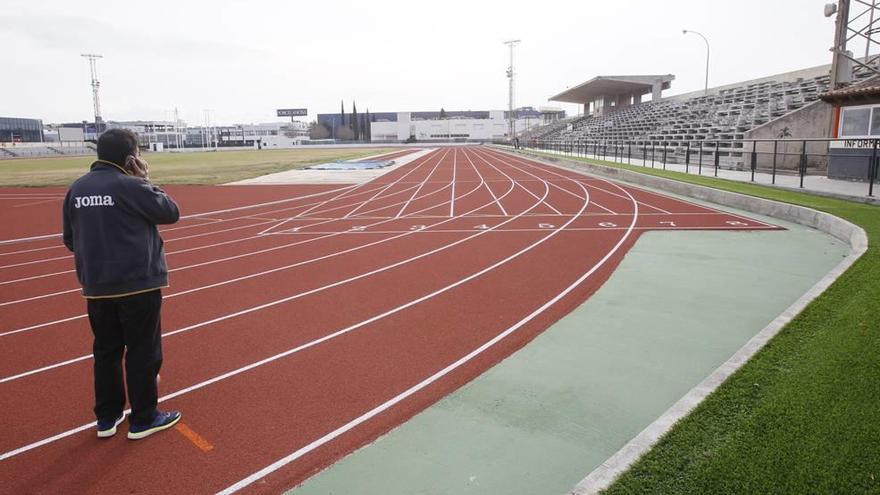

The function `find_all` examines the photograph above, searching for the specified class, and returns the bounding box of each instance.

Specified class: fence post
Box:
[642,144,647,166]
[714,141,720,177]
[628,142,632,164]
[771,140,778,185]
[870,139,878,197]
[698,141,703,175]
[750,141,757,182]
[651,143,656,168]
[799,140,807,188]
[685,141,691,174]
[662,143,667,170]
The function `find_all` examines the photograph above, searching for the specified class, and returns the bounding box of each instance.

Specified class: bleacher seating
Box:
[529,70,873,167]
[0,144,96,159]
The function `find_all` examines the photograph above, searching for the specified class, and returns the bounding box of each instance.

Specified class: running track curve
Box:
[0,147,779,494]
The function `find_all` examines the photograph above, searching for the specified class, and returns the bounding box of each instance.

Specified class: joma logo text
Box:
[74,195,115,208]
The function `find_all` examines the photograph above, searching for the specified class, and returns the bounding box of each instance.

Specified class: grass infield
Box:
[519,149,879,494]
[0,148,398,187]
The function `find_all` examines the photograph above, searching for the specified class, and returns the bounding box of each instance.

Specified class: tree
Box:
[365,109,371,141]
[335,125,354,140]
[439,108,447,119]
[309,121,330,140]
[352,101,359,141]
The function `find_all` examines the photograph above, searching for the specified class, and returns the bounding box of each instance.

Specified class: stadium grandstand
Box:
[525,62,876,169]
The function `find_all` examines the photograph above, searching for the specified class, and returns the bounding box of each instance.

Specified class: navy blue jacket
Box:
[62,161,180,298]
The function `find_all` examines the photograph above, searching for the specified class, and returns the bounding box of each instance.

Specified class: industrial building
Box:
[317,107,564,142]
[0,117,44,143]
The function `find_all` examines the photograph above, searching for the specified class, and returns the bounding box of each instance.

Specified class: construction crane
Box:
[81,54,104,133]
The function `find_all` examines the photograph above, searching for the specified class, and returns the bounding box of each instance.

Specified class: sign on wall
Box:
[277,108,308,117]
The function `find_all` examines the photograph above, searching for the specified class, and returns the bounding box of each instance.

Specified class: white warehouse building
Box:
[317,107,565,142]
[370,111,511,142]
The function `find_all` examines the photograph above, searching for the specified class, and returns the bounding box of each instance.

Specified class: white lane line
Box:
[0,233,59,246]
[0,215,284,272]
[482,149,671,214]
[0,158,437,278]
[394,150,449,219]
[13,198,62,208]
[0,156,548,460]
[0,185,389,266]
[468,151,617,215]
[0,154,502,340]
[461,148,508,216]
[260,182,380,235]
[216,160,630,494]
[0,154,439,285]
[248,225,778,235]
[469,148,567,216]
[0,176,488,335]
[477,149,626,214]
[450,148,457,217]
[0,185,362,248]
[0,243,64,258]
[270,150,441,230]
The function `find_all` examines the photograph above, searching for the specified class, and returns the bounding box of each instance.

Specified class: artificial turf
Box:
[516,148,879,494]
[0,147,398,187]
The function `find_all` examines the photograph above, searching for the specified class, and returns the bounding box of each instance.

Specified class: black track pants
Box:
[86,289,163,427]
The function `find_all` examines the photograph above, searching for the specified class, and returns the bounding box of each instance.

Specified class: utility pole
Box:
[174,107,181,149]
[504,39,520,141]
[81,54,104,133]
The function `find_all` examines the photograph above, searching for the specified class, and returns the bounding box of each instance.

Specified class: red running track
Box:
[0,147,780,494]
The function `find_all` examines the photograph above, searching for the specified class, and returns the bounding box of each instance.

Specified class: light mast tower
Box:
[81,54,104,133]
[504,39,521,140]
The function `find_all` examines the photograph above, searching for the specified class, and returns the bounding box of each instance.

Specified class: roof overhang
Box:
[820,75,880,104]
[550,75,675,104]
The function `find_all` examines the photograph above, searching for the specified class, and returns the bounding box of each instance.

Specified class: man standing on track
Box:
[62,128,182,440]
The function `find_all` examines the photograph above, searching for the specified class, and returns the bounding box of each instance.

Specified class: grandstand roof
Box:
[549,75,675,103]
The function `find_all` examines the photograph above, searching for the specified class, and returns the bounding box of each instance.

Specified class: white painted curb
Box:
[493,147,869,495]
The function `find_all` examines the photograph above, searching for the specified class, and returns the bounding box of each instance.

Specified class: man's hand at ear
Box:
[125,155,150,179]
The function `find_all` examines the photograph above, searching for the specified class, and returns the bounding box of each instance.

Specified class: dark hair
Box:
[97,128,139,166]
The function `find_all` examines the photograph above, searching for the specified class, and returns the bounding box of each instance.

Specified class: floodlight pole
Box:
[682,30,709,95]
[504,39,520,140]
[81,53,104,133]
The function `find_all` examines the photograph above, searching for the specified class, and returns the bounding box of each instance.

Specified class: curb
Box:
[492,147,869,495]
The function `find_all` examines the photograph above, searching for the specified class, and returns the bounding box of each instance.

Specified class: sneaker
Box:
[127,411,181,440]
[96,413,126,438]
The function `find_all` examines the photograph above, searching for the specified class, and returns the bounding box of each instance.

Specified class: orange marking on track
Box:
[174,422,214,452]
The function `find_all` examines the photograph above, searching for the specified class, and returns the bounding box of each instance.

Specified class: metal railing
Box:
[524,137,879,197]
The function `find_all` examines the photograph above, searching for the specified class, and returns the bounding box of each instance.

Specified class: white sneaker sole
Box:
[127,413,181,440]
[96,414,126,438]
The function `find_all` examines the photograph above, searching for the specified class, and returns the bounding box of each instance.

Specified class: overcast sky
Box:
[0,0,848,126]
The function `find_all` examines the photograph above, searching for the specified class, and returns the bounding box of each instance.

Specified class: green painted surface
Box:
[289,212,849,495]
